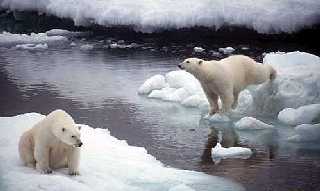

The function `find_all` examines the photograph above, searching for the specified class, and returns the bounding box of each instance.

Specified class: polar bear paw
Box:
[40,167,53,174]
[69,170,80,176]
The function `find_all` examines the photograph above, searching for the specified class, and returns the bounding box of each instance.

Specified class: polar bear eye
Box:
[71,135,75,138]
[198,60,203,65]
[186,61,190,63]
[62,128,66,132]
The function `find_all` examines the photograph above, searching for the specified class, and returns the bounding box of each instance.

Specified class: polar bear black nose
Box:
[77,142,83,147]
[178,64,183,69]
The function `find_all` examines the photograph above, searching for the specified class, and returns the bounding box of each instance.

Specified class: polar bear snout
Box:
[178,63,184,69]
[75,141,83,147]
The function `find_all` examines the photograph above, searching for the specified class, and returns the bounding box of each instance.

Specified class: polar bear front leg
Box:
[202,86,219,115]
[231,92,239,109]
[34,144,52,174]
[67,147,80,175]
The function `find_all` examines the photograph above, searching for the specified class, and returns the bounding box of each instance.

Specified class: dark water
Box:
[0,36,320,191]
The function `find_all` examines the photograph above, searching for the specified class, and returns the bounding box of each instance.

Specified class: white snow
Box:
[1,0,319,34]
[0,31,68,47]
[80,44,94,50]
[108,43,139,49]
[193,47,205,53]
[212,143,252,160]
[15,43,48,50]
[278,104,320,126]
[235,117,274,130]
[0,113,244,191]
[287,123,320,142]
[139,51,320,120]
[218,47,235,54]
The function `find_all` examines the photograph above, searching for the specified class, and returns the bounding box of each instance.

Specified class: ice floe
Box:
[139,51,320,119]
[0,113,244,191]
[212,143,252,160]
[0,32,68,47]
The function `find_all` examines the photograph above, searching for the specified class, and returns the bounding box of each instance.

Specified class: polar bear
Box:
[178,55,276,115]
[18,109,82,175]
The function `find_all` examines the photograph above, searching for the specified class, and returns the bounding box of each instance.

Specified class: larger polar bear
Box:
[178,55,276,115]
[18,109,82,175]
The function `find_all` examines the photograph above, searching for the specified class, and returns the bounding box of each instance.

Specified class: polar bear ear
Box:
[198,60,203,65]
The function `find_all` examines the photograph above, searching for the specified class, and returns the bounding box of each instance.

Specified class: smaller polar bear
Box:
[178,55,276,115]
[18,109,82,175]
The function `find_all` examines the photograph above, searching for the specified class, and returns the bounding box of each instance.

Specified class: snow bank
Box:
[0,32,68,47]
[15,43,48,50]
[0,113,244,191]
[235,117,274,130]
[1,0,319,34]
[212,143,252,160]
[278,104,320,126]
[287,123,320,142]
[139,52,320,118]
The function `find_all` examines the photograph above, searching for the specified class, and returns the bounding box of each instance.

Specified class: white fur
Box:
[18,109,82,175]
[180,55,276,115]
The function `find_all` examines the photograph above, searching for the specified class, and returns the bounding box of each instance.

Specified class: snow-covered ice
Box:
[1,0,319,34]
[0,32,68,47]
[278,104,320,126]
[0,113,244,191]
[218,47,235,54]
[193,47,205,53]
[251,51,320,116]
[235,117,274,130]
[287,123,320,143]
[212,143,252,160]
[139,51,320,119]
[15,43,48,50]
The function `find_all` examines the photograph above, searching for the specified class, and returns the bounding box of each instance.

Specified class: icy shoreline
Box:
[1,0,319,34]
[0,113,244,191]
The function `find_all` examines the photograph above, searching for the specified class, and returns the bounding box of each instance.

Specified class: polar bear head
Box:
[49,110,83,147]
[178,58,205,75]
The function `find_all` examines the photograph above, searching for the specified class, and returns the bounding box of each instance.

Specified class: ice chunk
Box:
[287,123,320,142]
[235,117,274,130]
[218,47,235,54]
[0,32,68,47]
[278,104,320,126]
[80,44,94,50]
[138,74,167,94]
[15,43,48,50]
[250,51,320,116]
[0,113,244,191]
[193,47,205,53]
[212,143,252,160]
[1,1,319,34]
[45,29,85,37]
